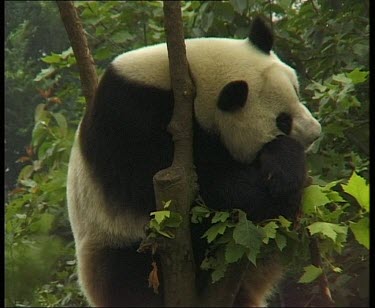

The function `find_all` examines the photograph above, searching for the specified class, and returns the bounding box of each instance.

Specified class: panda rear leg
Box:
[234,259,283,307]
[77,240,163,307]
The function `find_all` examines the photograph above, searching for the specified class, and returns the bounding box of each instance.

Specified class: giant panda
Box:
[67,17,321,307]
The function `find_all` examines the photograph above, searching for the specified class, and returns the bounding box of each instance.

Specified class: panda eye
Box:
[276,112,292,135]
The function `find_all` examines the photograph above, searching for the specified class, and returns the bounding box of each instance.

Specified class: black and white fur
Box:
[67,17,321,307]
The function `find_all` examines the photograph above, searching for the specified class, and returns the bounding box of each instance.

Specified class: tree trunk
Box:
[153,1,198,306]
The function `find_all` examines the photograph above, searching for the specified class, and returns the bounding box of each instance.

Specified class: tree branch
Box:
[153,1,197,306]
[309,237,335,307]
[56,1,98,105]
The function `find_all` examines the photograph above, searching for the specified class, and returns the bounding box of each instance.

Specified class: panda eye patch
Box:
[217,80,248,112]
[276,112,292,135]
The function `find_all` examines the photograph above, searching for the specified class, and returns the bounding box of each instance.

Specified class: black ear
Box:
[248,16,273,54]
[218,80,248,112]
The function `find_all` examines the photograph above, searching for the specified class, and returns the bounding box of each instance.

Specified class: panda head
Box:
[191,17,321,163]
[111,17,321,164]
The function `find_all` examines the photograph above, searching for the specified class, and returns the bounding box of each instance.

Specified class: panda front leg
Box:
[195,135,307,306]
[257,135,307,199]
[196,134,306,222]
[76,238,163,307]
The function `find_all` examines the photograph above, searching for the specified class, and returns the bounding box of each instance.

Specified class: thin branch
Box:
[56,1,98,105]
[309,237,335,307]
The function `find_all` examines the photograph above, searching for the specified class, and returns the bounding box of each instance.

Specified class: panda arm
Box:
[257,135,307,197]
[197,136,306,222]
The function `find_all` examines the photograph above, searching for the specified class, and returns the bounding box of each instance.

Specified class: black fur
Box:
[193,120,306,222]
[217,80,249,112]
[81,243,163,307]
[80,65,174,213]
[249,17,273,54]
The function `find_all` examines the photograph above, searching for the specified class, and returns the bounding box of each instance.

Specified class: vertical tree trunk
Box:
[152,1,198,306]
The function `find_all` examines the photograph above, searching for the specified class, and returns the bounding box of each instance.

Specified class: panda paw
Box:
[258,136,307,196]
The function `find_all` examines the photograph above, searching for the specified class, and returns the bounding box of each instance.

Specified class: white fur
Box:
[67,128,149,248]
[112,37,321,163]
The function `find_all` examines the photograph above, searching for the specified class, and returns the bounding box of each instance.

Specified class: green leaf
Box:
[333,267,343,273]
[19,179,37,188]
[211,263,227,283]
[202,222,228,243]
[332,73,351,84]
[32,121,48,148]
[346,68,369,84]
[233,217,264,265]
[309,80,327,92]
[298,265,323,283]
[29,213,55,234]
[163,212,183,228]
[191,205,211,223]
[18,165,34,181]
[275,233,287,251]
[149,219,174,238]
[278,216,292,229]
[163,200,172,209]
[52,112,68,137]
[191,205,211,215]
[225,241,246,263]
[262,221,278,244]
[150,210,170,224]
[34,104,49,122]
[342,172,369,211]
[156,229,174,239]
[302,185,330,214]
[349,217,369,249]
[61,47,73,59]
[212,211,230,223]
[325,191,345,203]
[41,53,61,64]
[34,66,56,82]
[308,222,348,242]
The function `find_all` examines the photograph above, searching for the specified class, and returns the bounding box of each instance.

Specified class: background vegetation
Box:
[5,1,369,307]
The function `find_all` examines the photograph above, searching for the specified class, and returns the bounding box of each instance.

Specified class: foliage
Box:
[5,99,86,306]
[5,1,70,194]
[5,0,368,307]
[5,20,41,194]
[148,201,183,239]
[191,171,369,305]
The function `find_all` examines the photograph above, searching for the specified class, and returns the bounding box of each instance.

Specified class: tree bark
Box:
[153,1,198,306]
[56,1,98,105]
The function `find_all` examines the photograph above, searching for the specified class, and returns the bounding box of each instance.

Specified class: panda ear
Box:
[248,16,273,54]
[218,80,248,112]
